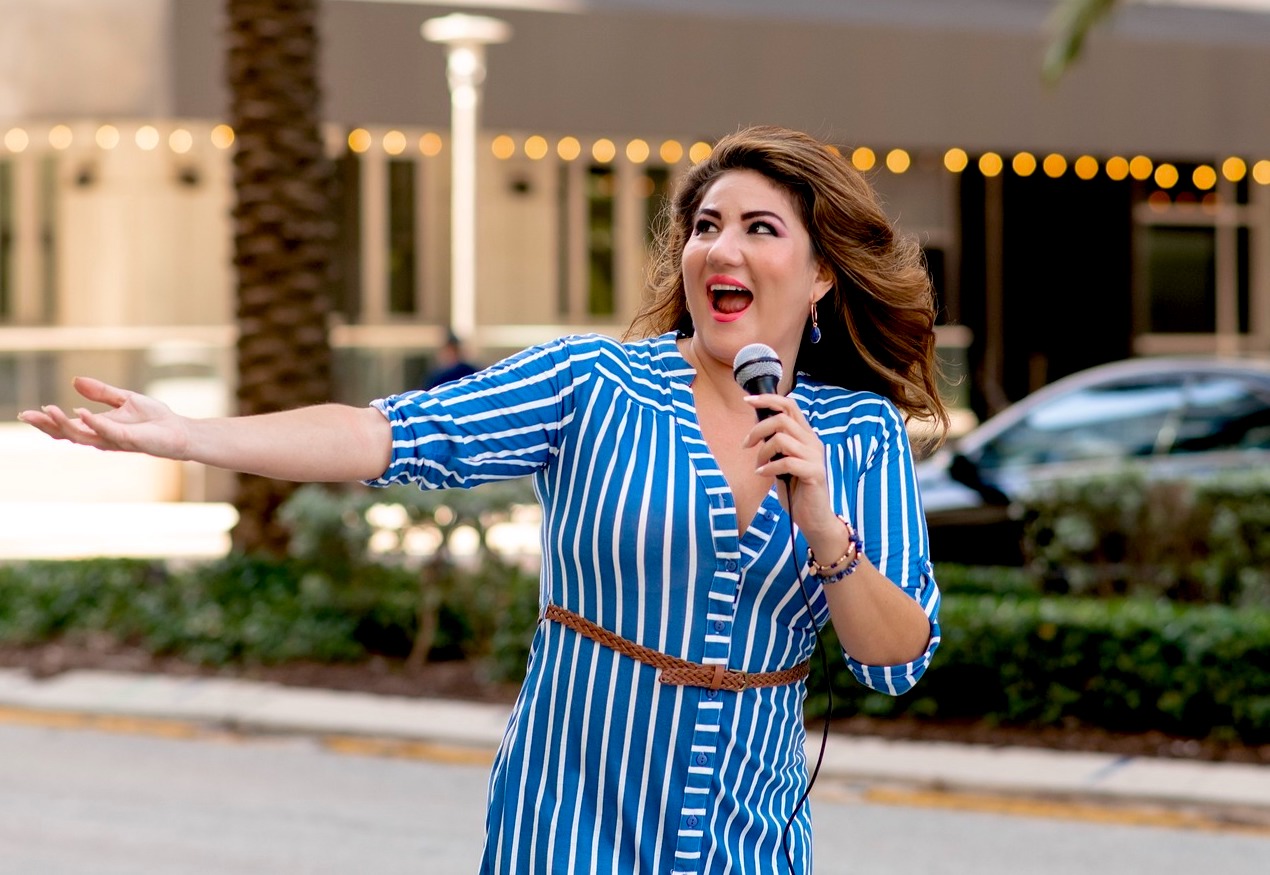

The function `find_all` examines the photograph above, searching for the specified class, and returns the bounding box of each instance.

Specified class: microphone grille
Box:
[732,343,783,388]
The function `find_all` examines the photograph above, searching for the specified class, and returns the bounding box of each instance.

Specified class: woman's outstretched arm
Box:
[19,376,392,484]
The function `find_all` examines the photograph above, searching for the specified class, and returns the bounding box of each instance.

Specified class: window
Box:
[39,155,55,320]
[387,159,417,316]
[1143,226,1216,333]
[556,162,571,316]
[976,377,1184,472]
[1169,375,1270,453]
[0,159,11,321]
[1134,163,1259,350]
[587,165,615,317]
[332,151,361,322]
[642,165,671,249]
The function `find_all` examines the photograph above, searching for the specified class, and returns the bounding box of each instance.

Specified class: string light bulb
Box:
[48,125,73,150]
[1221,157,1247,182]
[524,135,548,160]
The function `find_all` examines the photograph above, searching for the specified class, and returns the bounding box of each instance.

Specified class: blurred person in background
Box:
[422,330,479,389]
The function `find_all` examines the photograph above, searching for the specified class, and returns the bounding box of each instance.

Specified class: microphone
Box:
[733,343,790,483]
[732,342,782,404]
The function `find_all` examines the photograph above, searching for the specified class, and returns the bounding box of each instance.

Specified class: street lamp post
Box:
[422,13,511,351]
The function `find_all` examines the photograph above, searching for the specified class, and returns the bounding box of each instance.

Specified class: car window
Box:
[1168,376,1270,453]
[976,377,1182,473]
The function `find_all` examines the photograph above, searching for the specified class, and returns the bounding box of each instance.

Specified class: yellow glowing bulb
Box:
[626,139,650,164]
[660,140,684,163]
[383,130,407,156]
[347,128,372,153]
[210,124,234,149]
[1251,160,1270,185]
[419,132,443,157]
[1192,165,1217,191]
[1128,155,1153,181]
[978,152,1003,177]
[1154,163,1179,188]
[592,138,616,163]
[851,147,876,171]
[491,134,516,160]
[885,149,911,174]
[4,128,29,152]
[557,136,581,161]
[96,125,120,150]
[135,125,160,151]
[1042,154,1067,178]
[524,135,548,160]
[1104,156,1129,181]
[48,125,73,150]
[1221,157,1247,183]
[168,129,193,154]
[1074,155,1099,180]
[943,148,968,173]
[689,141,713,163]
[1011,153,1037,176]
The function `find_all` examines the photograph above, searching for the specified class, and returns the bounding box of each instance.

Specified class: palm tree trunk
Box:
[225,0,335,555]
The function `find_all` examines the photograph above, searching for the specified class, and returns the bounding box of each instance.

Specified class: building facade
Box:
[3,0,1270,464]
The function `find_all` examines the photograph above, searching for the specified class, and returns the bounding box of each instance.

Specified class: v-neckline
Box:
[662,335,791,540]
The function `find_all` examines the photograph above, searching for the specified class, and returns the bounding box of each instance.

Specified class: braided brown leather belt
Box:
[544,603,810,692]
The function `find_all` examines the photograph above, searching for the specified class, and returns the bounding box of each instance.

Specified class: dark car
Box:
[916,356,1270,565]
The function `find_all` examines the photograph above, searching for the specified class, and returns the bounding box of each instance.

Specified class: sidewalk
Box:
[2,666,1268,825]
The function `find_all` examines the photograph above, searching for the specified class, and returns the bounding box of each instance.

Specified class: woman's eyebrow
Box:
[741,210,785,224]
[694,207,786,224]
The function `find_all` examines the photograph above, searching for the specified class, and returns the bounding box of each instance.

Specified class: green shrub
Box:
[932,564,1037,598]
[1022,468,1270,607]
[809,593,1270,744]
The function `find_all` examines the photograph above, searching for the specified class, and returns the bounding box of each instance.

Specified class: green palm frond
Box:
[1042,0,1121,84]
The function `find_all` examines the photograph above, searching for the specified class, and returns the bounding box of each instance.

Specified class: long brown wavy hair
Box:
[627,125,950,451]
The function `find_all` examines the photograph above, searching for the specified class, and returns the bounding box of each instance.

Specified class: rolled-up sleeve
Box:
[842,398,941,696]
[363,335,593,490]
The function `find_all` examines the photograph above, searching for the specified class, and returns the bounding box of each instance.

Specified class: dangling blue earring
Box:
[809,301,822,345]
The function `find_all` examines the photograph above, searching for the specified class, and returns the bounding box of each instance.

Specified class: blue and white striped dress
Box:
[367,331,940,875]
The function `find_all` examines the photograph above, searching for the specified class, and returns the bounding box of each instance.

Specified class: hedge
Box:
[1022,467,1270,607]
[808,593,1270,744]
[2,555,1268,745]
[2,477,1267,746]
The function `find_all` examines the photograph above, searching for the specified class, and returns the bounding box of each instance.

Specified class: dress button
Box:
[695,753,708,766]
[713,620,725,632]
[705,689,718,700]
[724,559,738,572]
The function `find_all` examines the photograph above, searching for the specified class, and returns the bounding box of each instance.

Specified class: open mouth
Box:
[708,283,754,316]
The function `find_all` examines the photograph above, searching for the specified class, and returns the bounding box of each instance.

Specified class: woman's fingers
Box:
[27,404,106,447]
[744,404,823,481]
[72,376,132,409]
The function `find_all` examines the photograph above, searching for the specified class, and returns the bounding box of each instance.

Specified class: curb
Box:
[2,668,1267,826]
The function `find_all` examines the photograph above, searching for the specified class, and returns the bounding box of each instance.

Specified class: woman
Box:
[21,125,948,874]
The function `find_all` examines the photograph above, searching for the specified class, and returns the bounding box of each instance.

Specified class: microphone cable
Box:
[778,479,834,875]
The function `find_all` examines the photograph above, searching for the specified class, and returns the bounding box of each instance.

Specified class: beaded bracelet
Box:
[807,516,863,584]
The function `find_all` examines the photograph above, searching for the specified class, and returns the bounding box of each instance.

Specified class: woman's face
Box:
[681,169,831,381]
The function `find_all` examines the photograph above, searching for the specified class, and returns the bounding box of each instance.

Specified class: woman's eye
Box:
[693,218,716,235]
[750,221,776,235]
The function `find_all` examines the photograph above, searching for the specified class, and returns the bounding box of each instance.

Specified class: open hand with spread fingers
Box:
[18,377,192,461]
